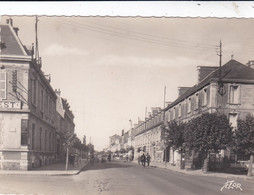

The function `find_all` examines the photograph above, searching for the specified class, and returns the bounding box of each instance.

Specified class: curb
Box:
[74,162,89,175]
[0,162,89,176]
[153,164,254,181]
[132,161,254,182]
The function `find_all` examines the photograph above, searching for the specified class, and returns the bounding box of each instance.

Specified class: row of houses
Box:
[0,19,75,170]
[109,59,254,169]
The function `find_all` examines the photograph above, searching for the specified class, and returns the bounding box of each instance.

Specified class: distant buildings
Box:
[55,89,75,162]
[134,107,165,163]
[109,134,121,152]
[0,19,75,170]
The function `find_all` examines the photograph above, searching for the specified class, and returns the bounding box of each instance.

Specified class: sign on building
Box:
[0,101,21,109]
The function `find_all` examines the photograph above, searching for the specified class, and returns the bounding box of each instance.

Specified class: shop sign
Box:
[0,101,21,109]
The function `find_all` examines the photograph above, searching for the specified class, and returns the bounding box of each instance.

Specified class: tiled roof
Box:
[165,60,254,110]
[0,25,26,56]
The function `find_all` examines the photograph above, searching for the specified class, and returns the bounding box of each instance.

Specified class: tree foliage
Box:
[163,120,185,151]
[87,143,95,153]
[120,148,126,154]
[185,113,233,155]
[232,114,254,155]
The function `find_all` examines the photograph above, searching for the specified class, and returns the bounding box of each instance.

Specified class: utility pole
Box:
[219,40,222,84]
[35,16,39,61]
[164,86,166,110]
[145,106,147,130]
[163,86,167,166]
[217,40,225,96]
[35,15,42,67]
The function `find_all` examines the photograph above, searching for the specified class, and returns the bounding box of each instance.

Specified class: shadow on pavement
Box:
[81,160,134,172]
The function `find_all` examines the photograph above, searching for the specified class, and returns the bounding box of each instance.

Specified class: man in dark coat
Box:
[146,153,151,167]
[141,153,146,167]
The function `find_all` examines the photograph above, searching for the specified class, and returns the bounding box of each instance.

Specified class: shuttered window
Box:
[229,85,240,104]
[195,93,199,110]
[187,98,191,113]
[0,71,7,100]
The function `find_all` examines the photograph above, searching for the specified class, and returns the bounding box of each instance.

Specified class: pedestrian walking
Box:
[141,153,146,167]
[108,154,111,162]
[138,154,141,165]
[146,153,151,167]
[69,153,75,167]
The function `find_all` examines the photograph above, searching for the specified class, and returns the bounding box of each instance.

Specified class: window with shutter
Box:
[41,88,44,112]
[229,85,240,104]
[178,104,181,117]
[203,88,208,106]
[195,93,199,110]
[187,98,191,113]
[0,71,7,100]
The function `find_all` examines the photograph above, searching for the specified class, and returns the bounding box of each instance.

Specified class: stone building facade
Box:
[134,107,165,163]
[0,20,57,170]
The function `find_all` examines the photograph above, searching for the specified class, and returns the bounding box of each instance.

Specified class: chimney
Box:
[45,74,51,83]
[165,101,172,107]
[151,107,161,115]
[6,18,13,26]
[197,66,218,83]
[122,129,124,136]
[247,60,254,69]
[13,27,19,36]
[178,87,192,97]
[55,89,61,96]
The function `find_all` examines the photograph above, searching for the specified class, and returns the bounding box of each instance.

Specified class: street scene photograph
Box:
[0,2,254,195]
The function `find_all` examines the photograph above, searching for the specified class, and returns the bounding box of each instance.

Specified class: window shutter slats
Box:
[0,72,7,100]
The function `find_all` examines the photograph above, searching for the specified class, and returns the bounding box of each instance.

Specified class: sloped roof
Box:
[0,24,27,56]
[166,59,254,110]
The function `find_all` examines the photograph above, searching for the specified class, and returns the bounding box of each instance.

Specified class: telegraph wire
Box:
[80,19,217,48]
[48,18,217,52]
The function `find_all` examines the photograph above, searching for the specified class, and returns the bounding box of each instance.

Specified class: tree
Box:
[185,113,233,172]
[164,120,185,151]
[232,114,254,176]
[87,143,95,153]
[120,148,126,154]
[162,120,185,167]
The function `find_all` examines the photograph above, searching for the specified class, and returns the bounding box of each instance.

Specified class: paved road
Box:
[0,160,253,195]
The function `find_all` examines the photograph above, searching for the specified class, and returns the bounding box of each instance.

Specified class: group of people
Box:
[138,153,151,167]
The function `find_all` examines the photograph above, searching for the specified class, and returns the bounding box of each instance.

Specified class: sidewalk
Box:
[0,160,89,176]
[149,161,254,181]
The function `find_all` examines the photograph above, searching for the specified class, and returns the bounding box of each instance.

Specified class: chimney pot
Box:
[13,27,19,36]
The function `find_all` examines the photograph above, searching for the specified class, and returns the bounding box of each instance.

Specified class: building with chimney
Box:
[134,107,165,163]
[55,89,75,161]
[0,19,57,170]
[164,59,254,169]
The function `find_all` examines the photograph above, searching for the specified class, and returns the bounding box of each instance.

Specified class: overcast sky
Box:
[2,15,254,150]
